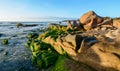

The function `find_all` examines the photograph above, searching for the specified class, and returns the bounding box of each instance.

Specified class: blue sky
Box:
[0,0,120,20]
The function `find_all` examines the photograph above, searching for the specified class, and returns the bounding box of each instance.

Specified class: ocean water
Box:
[0,22,49,38]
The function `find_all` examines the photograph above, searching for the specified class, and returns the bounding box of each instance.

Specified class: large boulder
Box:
[79,11,103,30]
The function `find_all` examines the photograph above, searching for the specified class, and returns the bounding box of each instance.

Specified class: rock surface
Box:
[79,11,103,30]
[113,20,120,28]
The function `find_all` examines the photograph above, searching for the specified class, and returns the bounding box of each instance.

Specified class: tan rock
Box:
[64,34,85,52]
[67,20,73,30]
[113,20,120,28]
[79,11,103,30]
[64,34,76,48]
[73,20,78,27]
[77,37,120,71]
[97,19,113,28]
[105,29,120,39]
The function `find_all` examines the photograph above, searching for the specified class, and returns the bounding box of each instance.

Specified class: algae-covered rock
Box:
[24,39,31,48]
[30,40,49,52]
[27,33,39,40]
[2,38,8,45]
[41,51,58,68]
[16,23,23,28]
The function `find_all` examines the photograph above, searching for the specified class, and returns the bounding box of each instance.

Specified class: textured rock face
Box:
[105,29,120,39]
[113,20,120,28]
[98,19,113,28]
[77,39,120,71]
[79,11,103,30]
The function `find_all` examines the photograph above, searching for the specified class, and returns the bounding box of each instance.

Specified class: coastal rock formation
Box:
[28,11,120,71]
[79,11,103,30]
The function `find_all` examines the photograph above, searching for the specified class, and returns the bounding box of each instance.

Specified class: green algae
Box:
[2,38,8,45]
[52,56,68,71]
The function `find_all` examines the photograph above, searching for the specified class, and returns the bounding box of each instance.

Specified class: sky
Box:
[0,0,120,21]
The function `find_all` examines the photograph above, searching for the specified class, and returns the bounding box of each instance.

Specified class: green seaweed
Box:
[44,29,65,41]
[2,38,8,45]
[52,56,68,71]
[27,33,39,40]
[41,51,58,68]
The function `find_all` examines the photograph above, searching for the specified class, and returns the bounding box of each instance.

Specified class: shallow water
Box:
[0,22,49,71]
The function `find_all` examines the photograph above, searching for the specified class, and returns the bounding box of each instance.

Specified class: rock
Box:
[16,22,38,28]
[64,34,85,52]
[97,19,113,29]
[27,33,39,39]
[101,27,107,30]
[77,36,120,71]
[43,36,63,54]
[105,29,120,39]
[67,20,73,30]
[52,56,94,71]
[2,38,8,45]
[73,20,78,27]
[113,20,120,28]
[4,51,8,55]
[78,37,98,53]
[16,23,23,28]
[79,11,103,30]
[23,24,38,27]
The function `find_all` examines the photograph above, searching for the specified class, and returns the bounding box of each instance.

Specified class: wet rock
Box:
[16,23,23,28]
[27,33,39,39]
[4,51,8,55]
[2,38,8,45]
[16,22,38,28]
[23,24,38,27]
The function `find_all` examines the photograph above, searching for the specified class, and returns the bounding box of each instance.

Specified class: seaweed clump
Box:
[25,32,59,70]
